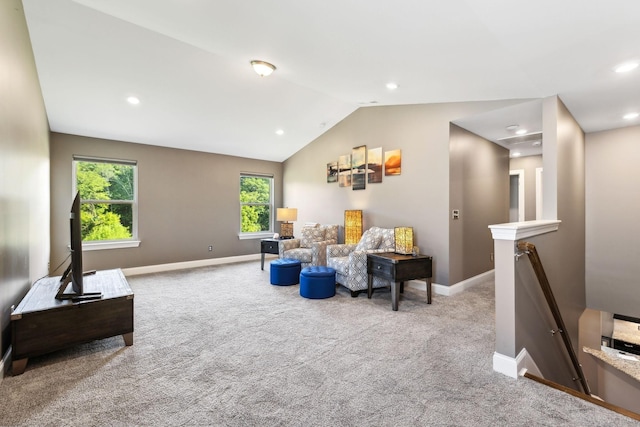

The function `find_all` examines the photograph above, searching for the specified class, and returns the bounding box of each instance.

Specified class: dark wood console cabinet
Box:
[11,269,134,375]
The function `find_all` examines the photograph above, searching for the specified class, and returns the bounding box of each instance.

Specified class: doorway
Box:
[510,169,525,222]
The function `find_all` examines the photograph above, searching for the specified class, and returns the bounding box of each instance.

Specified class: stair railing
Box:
[516,240,591,396]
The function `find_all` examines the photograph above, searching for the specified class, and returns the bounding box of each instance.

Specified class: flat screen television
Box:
[57,192,101,301]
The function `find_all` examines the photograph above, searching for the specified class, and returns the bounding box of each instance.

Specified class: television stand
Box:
[11,269,134,375]
[55,268,102,301]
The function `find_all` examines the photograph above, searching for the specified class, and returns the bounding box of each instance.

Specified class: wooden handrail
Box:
[517,241,591,396]
[524,372,640,421]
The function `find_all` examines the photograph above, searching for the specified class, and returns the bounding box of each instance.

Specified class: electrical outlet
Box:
[208,245,213,251]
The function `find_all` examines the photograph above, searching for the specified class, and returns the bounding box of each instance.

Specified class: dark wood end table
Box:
[260,238,280,270]
[367,252,433,311]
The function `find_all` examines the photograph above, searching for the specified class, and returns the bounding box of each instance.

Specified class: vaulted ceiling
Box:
[22,0,640,161]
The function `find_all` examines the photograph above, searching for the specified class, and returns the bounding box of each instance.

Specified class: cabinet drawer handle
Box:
[377,265,382,269]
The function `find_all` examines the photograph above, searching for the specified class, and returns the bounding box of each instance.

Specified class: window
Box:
[73,156,138,248]
[239,173,273,236]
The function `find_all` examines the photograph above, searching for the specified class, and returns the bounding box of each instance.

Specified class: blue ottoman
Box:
[270,258,302,286]
[300,266,336,299]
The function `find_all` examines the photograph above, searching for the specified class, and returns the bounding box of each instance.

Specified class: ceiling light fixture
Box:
[127,96,140,105]
[505,124,519,131]
[515,129,527,135]
[386,82,398,90]
[250,60,276,77]
[623,112,639,120]
[511,152,522,157]
[614,62,639,73]
[275,129,284,135]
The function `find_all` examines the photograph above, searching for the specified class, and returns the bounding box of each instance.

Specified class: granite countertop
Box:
[583,346,640,383]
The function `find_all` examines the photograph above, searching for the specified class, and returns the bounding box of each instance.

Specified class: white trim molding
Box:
[122,253,263,276]
[488,220,561,241]
[493,348,542,379]
[408,270,494,296]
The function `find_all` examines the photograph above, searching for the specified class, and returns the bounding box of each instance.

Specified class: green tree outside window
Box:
[75,160,136,241]
[240,175,272,233]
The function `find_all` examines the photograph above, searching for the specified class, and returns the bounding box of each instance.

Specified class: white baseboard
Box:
[408,269,494,296]
[493,347,542,379]
[122,253,265,276]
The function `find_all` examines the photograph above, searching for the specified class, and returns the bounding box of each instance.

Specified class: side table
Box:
[367,252,433,311]
[260,238,280,270]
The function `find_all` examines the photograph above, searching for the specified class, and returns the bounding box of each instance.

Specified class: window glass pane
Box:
[77,161,134,201]
[240,176,271,203]
[241,205,270,232]
[239,175,272,233]
[81,203,133,241]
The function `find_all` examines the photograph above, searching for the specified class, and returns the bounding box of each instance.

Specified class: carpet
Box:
[0,261,637,426]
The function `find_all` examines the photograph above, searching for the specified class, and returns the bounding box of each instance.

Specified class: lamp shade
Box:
[276,208,297,222]
[394,227,414,255]
[344,210,363,245]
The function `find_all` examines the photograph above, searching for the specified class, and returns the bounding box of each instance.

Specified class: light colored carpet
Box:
[0,261,637,426]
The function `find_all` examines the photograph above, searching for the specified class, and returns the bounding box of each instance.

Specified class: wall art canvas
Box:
[367,147,383,183]
[384,149,402,176]
[351,145,367,190]
[327,161,338,183]
[338,154,352,187]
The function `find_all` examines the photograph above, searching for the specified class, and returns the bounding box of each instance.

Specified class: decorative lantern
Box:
[394,227,414,255]
[344,210,363,244]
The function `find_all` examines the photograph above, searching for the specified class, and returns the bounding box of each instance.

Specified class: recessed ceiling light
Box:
[515,129,527,135]
[511,152,522,157]
[275,129,284,135]
[614,62,639,73]
[127,96,140,105]
[386,82,398,90]
[623,112,639,120]
[505,124,519,131]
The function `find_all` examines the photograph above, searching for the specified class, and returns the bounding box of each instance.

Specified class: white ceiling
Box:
[22,0,640,161]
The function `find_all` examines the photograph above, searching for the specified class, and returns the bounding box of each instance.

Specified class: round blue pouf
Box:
[300,266,336,299]
[270,258,302,286]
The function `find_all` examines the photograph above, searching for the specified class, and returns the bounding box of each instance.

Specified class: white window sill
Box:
[238,232,275,240]
[82,240,141,251]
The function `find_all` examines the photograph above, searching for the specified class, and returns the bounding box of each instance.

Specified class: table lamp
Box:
[277,208,297,239]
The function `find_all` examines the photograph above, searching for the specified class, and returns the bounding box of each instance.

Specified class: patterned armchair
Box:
[279,224,339,268]
[326,226,396,297]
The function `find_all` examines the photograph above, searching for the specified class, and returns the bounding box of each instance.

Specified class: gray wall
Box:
[449,124,509,285]
[283,100,527,286]
[509,155,542,221]
[50,133,283,271]
[514,96,586,389]
[585,125,640,318]
[0,0,50,356]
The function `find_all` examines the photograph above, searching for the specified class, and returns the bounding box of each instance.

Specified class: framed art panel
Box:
[327,161,338,183]
[368,147,382,183]
[385,149,402,176]
[338,154,351,187]
[351,145,366,190]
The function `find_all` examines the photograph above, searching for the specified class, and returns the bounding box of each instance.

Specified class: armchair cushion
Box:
[354,229,382,252]
[326,227,396,293]
[300,227,326,248]
[279,224,339,267]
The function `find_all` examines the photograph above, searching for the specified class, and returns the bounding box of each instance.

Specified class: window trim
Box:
[72,156,140,250]
[239,172,274,238]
